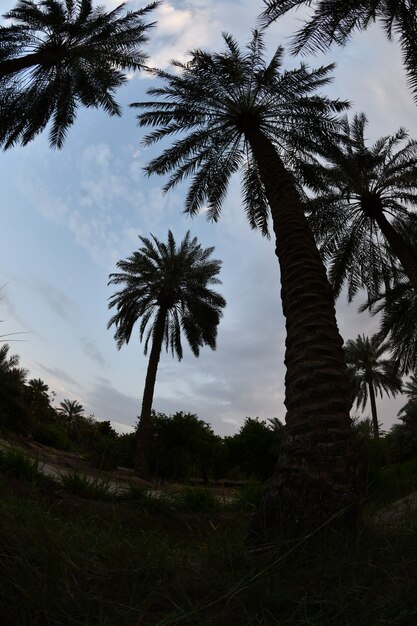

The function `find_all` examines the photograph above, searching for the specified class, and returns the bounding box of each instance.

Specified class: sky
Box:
[1,0,416,436]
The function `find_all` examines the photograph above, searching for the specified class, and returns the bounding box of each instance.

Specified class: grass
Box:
[1,447,417,624]
[58,470,114,501]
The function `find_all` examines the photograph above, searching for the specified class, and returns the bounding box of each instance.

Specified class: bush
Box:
[59,471,113,501]
[32,422,71,450]
[233,482,265,510]
[0,446,49,484]
[173,486,220,513]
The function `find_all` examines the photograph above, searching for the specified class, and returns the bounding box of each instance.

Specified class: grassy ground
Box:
[1,448,417,625]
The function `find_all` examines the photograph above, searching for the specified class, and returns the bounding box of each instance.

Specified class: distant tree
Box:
[0,344,28,431]
[58,398,84,432]
[108,231,226,478]
[303,113,417,300]
[149,411,223,481]
[0,0,158,148]
[345,334,402,438]
[225,417,283,481]
[260,0,417,104]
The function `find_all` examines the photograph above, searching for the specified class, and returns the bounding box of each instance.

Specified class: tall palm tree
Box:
[303,113,417,300]
[260,1,417,103]
[131,31,359,536]
[0,0,158,148]
[0,343,28,428]
[108,231,226,478]
[344,334,402,438]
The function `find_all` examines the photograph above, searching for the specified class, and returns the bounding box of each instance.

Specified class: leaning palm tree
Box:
[303,113,417,300]
[345,334,402,438]
[131,31,359,536]
[108,231,226,478]
[0,0,158,148]
[260,1,417,103]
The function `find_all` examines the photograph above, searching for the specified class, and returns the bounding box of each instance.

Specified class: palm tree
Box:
[344,334,402,438]
[58,398,84,429]
[0,0,159,148]
[303,113,417,300]
[108,231,226,478]
[0,343,28,429]
[131,31,359,536]
[260,1,417,103]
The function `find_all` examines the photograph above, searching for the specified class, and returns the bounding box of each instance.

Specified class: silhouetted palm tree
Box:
[58,398,84,429]
[345,334,402,438]
[260,1,417,103]
[303,113,417,300]
[132,31,358,536]
[0,343,28,428]
[108,231,226,477]
[0,0,158,148]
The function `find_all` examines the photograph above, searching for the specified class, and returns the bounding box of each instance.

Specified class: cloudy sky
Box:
[1,0,416,435]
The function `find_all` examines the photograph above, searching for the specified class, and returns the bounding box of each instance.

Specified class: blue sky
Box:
[1,0,416,435]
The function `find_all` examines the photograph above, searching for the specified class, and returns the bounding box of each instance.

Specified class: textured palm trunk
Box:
[245,127,359,539]
[367,380,379,439]
[373,211,417,295]
[134,308,167,478]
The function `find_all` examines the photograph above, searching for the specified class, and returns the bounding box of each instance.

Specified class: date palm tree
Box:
[108,231,226,478]
[0,0,158,148]
[345,334,402,438]
[131,31,359,536]
[303,113,417,301]
[260,1,417,103]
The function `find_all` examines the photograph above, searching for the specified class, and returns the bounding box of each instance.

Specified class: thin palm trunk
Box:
[367,379,379,439]
[135,307,167,477]
[245,127,358,537]
[373,210,417,295]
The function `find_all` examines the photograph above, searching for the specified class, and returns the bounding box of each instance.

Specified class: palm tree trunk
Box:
[244,127,359,539]
[134,307,167,478]
[367,380,379,439]
[374,211,417,295]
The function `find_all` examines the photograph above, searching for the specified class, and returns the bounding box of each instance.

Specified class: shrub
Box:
[0,446,48,484]
[59,471,113,501]
[32,422,71,450]
[173,486,220,513]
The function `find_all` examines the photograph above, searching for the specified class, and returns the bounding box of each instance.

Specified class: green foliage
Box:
[233,482,265,511]
[58,471,113,501]
[0,344,30,433]
[0,0,159,148]
[0,446,46,483]
[174,486,220,513]
[32,422,71,450]
[150,411,225,481]
[224,417,283,480]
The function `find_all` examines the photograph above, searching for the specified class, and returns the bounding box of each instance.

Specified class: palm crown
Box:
[345,333,402,437]
[108,231,225,360]
[0,0,158,148]
[133,30,348,234]
[304,113,417,300]
[260,1,417,102]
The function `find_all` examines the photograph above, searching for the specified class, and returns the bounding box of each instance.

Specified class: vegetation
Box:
[261,0,417,103]
[303,113,417,300]
[108,231,226,477]
[345,334,402,438]
[3,0,417,622]
[0,0,159,147]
